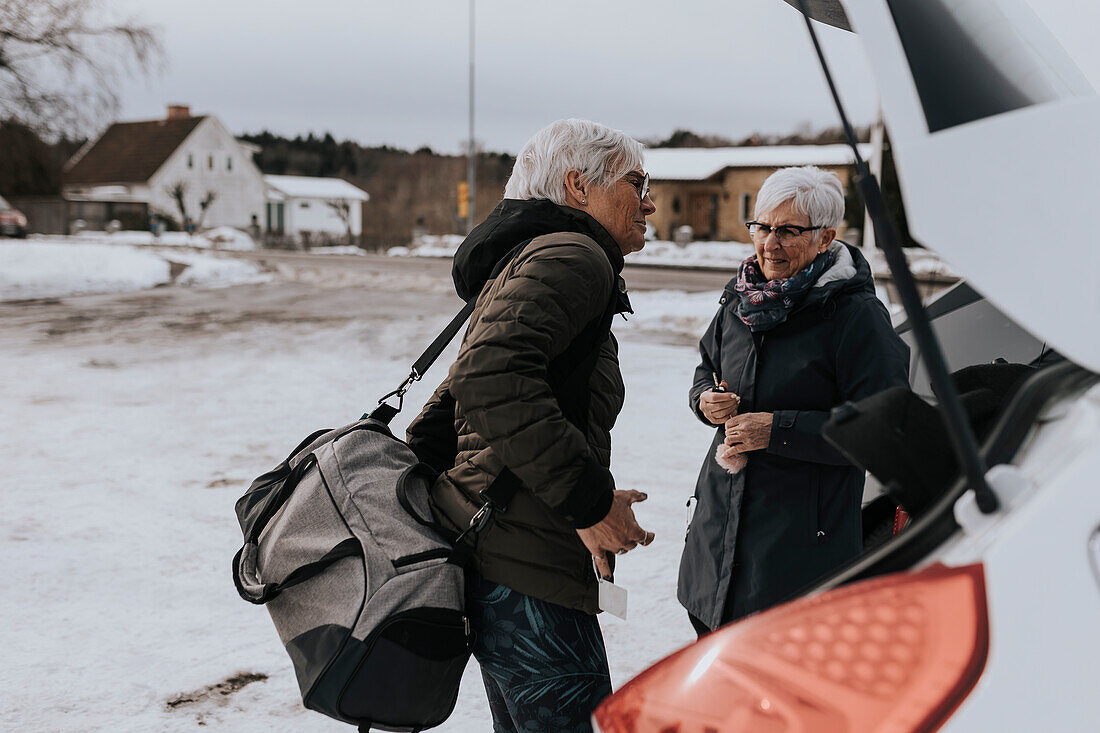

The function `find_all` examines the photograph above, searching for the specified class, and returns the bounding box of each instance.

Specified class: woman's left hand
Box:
[723,412,773,454]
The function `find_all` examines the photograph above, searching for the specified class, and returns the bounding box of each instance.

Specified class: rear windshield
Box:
[887,0,1070,132]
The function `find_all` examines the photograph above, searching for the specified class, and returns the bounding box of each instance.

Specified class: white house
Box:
[263,174,369,245]
[63,105,268,232]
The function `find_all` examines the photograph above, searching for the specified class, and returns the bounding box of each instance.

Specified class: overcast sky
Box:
[111,0,1099,154]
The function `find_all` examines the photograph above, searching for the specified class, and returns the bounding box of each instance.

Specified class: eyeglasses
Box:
[622,172,650,201]
[745,221,822,245]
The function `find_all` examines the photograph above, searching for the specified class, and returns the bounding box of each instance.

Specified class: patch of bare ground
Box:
[165,672,269,714]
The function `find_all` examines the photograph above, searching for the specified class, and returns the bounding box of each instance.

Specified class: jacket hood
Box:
[451,198,625,302]
[802,241,872,308]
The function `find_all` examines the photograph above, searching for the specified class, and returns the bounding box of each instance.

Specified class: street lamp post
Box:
[466,0,476,234]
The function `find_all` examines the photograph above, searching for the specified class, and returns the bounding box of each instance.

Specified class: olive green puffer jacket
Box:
[407,200,628,613]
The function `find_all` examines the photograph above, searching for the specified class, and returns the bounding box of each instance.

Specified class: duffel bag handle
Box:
[395,463,443,529]
[233,537,362,605]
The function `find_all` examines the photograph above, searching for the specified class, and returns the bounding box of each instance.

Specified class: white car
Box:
[594,0,1100,730]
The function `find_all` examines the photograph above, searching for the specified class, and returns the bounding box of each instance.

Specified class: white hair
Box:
[503,118,645,204]
[754,165,845,234]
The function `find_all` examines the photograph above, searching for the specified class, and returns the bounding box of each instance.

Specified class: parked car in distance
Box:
[0,194,28,238]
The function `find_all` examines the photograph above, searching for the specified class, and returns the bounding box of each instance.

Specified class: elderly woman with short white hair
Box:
[678,165,910,634]
[408,118,656,730]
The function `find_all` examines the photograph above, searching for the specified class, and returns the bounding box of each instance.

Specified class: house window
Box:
[671,197,681,215]
[227,156,232,172]
[187,154,193,169]
[300,201,310,208]
[207,155,214,170]
[739,193,752,222]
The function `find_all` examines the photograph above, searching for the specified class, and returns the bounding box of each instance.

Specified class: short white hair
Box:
[503,118,645,204]
[754,165,845,231]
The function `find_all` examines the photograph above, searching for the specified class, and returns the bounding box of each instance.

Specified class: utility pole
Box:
[466,0,477,234]
[863,99,885,253]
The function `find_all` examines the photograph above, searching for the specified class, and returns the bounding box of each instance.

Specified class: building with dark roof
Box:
[62,105,267,232]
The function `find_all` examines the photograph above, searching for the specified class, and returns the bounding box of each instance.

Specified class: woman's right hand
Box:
[577,490,655,580]
[699,389,741,425]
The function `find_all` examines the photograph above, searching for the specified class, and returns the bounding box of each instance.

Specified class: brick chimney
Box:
[166,104,191,120]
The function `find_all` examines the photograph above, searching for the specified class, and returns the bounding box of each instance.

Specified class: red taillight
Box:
[595,563,989,733]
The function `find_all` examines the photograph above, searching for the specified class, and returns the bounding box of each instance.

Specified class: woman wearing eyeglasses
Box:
[408,119,656,731]
[677,165,909,634]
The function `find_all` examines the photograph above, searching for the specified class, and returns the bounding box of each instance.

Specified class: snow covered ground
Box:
[0,239,267,301]
[0,247,716,732]
[0,237,913,730]
[75,227,259,251]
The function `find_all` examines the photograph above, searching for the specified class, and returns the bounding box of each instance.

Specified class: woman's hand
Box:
[576,489,655,580]
[722,412,773,454]
[699,390,741,425]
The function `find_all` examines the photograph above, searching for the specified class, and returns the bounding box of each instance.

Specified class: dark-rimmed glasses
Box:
[623,172,650,201]
[745,221,822,245]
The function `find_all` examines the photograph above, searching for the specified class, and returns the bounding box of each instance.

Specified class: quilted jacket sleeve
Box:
[406,378,459,475]
[449,237,616,528]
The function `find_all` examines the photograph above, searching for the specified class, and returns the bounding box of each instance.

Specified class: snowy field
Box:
[1,241,719,732]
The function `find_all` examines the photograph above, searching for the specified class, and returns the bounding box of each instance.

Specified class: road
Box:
[234,250,737,292]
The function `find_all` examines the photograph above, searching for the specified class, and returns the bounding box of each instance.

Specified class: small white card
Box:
[593,558,628,619]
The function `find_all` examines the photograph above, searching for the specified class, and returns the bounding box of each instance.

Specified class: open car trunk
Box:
[775,0,1100,600]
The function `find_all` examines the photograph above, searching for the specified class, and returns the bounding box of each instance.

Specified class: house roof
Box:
[264,174,369,201]
[645,144,875,181]
[65,116,207,185]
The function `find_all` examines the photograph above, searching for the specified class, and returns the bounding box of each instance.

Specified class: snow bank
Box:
[310,245,364,255]
[0,241,170,299]
[72,227,258,251]
[385,237,756,266]
[633,239,755,267]
[385,234,958,279]
[167,251,270,288]
[0,239,265,300]
[621,289,721,340]
[204,227,258,251]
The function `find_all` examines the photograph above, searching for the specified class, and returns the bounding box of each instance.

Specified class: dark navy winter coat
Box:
[678,243,909,630]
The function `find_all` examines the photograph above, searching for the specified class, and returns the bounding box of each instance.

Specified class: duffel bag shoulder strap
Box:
[367,241,529,425]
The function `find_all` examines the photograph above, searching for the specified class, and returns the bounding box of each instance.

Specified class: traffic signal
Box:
[457,181,469,219]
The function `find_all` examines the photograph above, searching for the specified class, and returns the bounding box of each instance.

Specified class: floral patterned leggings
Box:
[467,574,612,733]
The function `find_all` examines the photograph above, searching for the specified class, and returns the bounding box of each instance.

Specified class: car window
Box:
[897,282,1046,398]
[887,0,1072,132]
[0,194,10,211]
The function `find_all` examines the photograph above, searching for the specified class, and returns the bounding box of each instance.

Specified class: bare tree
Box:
[165,181,216,232]
[196,191,216,228]
[0,0,161,137]
[325,198,353,244]
[166,180,189,227]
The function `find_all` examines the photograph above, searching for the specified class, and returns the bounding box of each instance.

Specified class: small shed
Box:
[644,144,873,242]
[263,174,369,246]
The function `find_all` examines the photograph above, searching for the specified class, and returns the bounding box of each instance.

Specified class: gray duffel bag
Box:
[231,248,527,731]
[233,416,472,731]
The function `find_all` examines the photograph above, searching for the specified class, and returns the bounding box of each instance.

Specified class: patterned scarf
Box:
[733,248,838,332]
